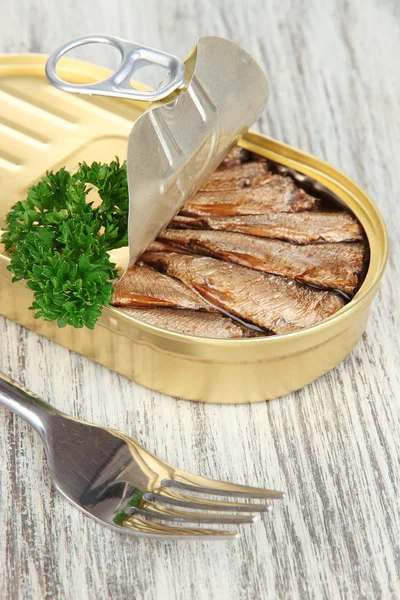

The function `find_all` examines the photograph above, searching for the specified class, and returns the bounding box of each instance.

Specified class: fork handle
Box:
[0,372,61,437]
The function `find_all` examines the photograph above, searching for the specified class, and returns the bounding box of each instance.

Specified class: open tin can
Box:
[0,48,388,403]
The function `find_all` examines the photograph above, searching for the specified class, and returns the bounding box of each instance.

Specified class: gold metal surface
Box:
[0,55,388,403]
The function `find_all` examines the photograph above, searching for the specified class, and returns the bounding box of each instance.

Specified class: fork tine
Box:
[145,491,273,513]
[133,503,258,524]
[121,515,239,538]
[162,475,285,500]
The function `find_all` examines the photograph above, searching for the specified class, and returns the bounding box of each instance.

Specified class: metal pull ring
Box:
[45,34,185,102]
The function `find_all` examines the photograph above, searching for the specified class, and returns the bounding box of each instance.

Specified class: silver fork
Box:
[0,373,284,539]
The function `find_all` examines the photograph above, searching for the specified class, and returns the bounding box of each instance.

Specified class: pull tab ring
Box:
[45,34,185,101]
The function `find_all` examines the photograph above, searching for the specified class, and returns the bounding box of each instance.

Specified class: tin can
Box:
[0,55,388,403]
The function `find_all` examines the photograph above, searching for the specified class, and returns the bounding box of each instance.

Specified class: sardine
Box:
[180,175,317,216]
[111,265,210,310]
[218,146,250,169]
[157,229,365,295]
[121,308,248,338]
[141,252,345,334]
[171,211,363,244]
[199,161,273,191]
[146,240,186,253]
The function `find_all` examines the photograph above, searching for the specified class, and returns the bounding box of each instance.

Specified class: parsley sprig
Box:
[2,159,129,329]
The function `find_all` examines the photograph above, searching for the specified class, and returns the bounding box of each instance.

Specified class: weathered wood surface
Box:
[0,1,399,598]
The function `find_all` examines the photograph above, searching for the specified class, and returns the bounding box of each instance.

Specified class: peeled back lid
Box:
[46,35,269,268]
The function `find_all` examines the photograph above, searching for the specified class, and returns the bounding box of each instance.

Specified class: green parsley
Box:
[2,159,129,329]
[112,491,143,525]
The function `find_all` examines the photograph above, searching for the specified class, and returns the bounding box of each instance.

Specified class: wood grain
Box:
[0,0,399,598]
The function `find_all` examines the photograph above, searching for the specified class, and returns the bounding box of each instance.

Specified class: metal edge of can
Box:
[0,54,388,403]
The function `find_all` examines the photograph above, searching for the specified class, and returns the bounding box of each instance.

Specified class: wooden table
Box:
[1,1,399,598]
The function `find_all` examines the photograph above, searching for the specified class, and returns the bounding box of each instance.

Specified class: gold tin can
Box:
[0,55,388,403]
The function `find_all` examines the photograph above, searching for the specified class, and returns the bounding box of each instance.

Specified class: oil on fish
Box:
[180,176,318,216]
[121,307,249,338]
[171,211,363,244]
[112,265,210,310]
[141,252,345,334]
[157,229,365,295]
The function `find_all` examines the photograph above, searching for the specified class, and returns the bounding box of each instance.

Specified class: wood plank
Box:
[0,1,399,598]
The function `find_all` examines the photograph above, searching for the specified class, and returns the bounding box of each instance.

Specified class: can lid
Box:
[126,37,269,264]
[46,35,269,267]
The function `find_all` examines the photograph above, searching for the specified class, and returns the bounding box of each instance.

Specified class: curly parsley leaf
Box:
[2,159,129,329]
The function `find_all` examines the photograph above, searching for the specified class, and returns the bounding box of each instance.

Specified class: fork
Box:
[0,372,284,539]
